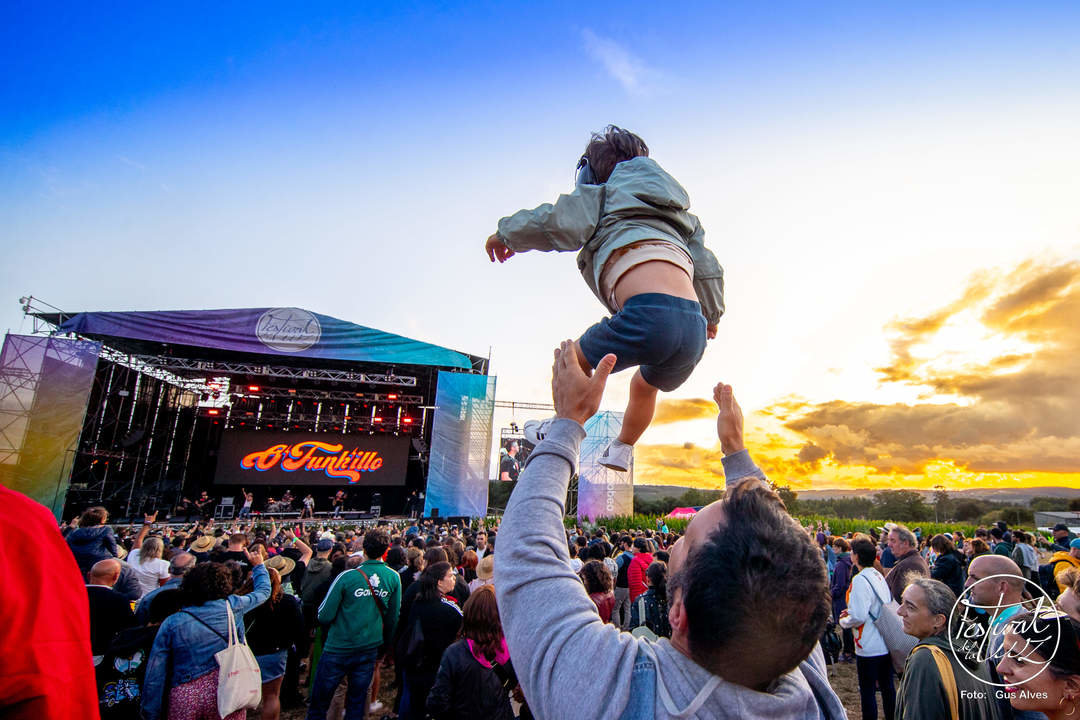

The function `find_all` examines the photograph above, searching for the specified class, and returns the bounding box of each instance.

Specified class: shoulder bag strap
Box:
[356,567,388,619]
[635,597,647,628]
[181,609,229,645]
[920,646,959,720]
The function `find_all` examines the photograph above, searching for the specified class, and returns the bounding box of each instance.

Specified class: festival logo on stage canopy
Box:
[255,307,322,352]
[215,430,409,486]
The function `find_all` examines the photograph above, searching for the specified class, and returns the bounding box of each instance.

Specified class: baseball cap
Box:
[1070,538,1080,550]
[317,538,334,552]
[1054,523,1070,532]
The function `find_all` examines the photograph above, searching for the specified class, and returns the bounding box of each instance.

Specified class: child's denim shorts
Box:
[578,293,707,392]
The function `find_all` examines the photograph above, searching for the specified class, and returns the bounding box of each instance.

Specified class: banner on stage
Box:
[215,430,410,486]
[0,334,101,518]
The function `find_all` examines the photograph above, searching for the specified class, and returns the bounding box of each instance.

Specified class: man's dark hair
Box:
[633,538,649,553]
[385,545,407,568]
[990,527,1004,540]
[671,478,829,685]
[363,528,391,559]
[587,543,606,561]
[581,125,649,184]
[620,535,632,548]
[852,538,877,568]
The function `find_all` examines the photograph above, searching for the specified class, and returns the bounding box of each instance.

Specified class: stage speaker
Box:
[215,503,234,520]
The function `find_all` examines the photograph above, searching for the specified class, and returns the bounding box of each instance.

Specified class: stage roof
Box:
[39,308,480,370]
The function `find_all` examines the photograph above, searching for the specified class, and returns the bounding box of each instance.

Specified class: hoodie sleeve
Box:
[840,573,875,628]
[497,418,642,720]
[496,184,605,253]
[685,214,725,325]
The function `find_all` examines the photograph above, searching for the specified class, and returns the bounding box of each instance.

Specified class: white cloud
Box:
[581,29,653,95]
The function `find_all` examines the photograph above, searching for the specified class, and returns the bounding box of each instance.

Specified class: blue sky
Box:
[3,2,1079,488]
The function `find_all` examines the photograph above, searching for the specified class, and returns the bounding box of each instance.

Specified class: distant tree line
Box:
[489,479,1080,526]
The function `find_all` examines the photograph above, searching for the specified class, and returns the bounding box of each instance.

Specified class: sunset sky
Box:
[2,2,1078,492]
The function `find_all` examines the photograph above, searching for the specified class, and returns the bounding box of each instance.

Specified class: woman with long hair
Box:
[127,536,171,598]
[427,585,518,720]
[141,553,269,720]
[398,561,464,720]
[998,609,1080,720]
[241,566,304,720]
[628,560,671,638]
[580,559,616,623]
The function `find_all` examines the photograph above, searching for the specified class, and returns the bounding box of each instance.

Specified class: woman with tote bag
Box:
[838,538,897,720]
[141,550,269,720]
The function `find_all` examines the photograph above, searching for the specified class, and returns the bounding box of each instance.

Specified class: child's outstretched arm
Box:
[685,214,725,333]
[487,184,605,260]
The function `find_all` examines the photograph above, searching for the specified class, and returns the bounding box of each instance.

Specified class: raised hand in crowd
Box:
[243,547,264,566]
[551,339,616,425]
[713,381,745,456]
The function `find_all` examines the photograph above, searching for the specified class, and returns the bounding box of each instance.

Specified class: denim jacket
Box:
[140,563,270,720]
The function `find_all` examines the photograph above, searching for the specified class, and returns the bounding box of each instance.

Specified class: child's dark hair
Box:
[582,125,649,183]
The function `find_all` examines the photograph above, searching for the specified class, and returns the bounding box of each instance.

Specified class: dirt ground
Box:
[266,659,866,719]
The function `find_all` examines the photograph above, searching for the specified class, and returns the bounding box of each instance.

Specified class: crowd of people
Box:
[3,356,1080,719]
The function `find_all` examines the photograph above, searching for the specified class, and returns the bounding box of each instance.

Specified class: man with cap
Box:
[1052,523,1075,553]
[1049,538,1080,595]
[878,522,898,569]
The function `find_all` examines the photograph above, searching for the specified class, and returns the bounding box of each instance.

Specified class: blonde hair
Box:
[139,536,164,564]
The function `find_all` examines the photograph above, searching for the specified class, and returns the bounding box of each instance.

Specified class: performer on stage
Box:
[302,493,315,519]
[238,488,254,519]
[193,490,214,520]
[281,489,295,508]
[330,489,346,518]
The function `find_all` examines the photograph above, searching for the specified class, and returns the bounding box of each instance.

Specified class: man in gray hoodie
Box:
[497,342,847,719]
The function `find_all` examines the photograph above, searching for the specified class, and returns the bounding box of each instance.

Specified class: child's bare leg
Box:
[572,340,593,376]
[617,369,659,446]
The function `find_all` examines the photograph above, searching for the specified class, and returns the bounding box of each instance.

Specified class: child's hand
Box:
[707,323,718,340]
[485,233,515,263]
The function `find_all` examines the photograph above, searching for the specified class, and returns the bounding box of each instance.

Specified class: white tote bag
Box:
[215,600,262,717]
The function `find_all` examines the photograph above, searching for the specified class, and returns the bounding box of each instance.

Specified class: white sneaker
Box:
[369,700,384,713]
[523,417,556,446]
[598,440,633,472]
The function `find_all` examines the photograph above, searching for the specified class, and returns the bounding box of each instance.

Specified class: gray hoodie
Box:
[497,418,847,719]
[494,416,846,720]
[496,156,725,325]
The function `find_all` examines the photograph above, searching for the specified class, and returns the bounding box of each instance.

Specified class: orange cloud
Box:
[651,398,715,425]
[779,258,1080,480]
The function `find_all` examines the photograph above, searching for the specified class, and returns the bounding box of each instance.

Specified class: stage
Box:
[1,304,497,521]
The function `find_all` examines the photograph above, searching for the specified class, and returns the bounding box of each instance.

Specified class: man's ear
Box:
[669,586,689,636]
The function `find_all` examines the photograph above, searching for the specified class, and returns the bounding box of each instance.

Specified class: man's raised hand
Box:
[713,382,745,456]
[485,233,515,263]
[552,340,615,426]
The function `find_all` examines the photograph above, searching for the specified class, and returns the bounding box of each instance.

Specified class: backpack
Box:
[1039,562,1063,600]
[300,557,333,606]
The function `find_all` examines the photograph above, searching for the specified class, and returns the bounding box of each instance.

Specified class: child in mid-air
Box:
[486,125,724,471]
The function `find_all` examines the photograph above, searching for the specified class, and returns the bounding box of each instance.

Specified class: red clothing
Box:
[590,591,616,623]
[0,485,100,719]
[627,552,653,602]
